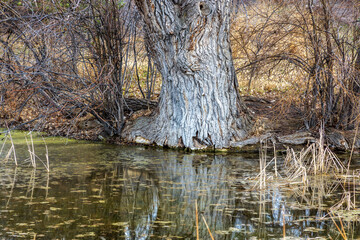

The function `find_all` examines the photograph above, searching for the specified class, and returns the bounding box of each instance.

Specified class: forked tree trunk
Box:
[123,0,252,149]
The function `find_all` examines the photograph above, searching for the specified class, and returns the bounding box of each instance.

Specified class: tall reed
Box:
[1,130,50,171]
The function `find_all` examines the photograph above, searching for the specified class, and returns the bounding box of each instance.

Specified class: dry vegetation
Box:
[251,128,359,239]
[232,0,360,130]
[0,0,159,140]
[0,0,359,141]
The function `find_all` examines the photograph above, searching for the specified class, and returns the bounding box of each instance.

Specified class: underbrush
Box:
[232,0,360,130]
[1,0,359,141]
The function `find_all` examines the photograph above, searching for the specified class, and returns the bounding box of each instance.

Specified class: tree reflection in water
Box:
[110,153,240,239]
[1,144,360,239]
[108,149,360,239]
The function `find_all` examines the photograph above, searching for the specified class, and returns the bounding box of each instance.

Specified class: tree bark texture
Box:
[124,0,252,149]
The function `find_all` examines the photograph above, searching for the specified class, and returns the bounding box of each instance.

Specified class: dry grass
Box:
[253,127,346,188]
[231,0,360,129]
[284,129,346,183]
[250,127,359,239]
[253,141,277,189]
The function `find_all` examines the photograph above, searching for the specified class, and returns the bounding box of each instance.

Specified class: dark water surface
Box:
[1,132,360,239]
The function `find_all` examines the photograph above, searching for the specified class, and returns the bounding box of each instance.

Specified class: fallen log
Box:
[123,98,158,113]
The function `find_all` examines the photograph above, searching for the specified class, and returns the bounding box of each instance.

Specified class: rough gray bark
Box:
[123,0,252,149]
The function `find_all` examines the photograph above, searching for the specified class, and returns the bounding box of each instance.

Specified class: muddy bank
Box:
[121,96,360,153]
[230,130,358,153]
[1,96,359,153]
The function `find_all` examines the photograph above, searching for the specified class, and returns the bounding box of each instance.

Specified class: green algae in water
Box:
[0,128,80,145]
[1,132,360,239]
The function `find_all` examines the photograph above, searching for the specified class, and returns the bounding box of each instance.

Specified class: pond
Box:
[0,131,360,239]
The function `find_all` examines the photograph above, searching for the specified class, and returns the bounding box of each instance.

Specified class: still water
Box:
[0,131,360,239]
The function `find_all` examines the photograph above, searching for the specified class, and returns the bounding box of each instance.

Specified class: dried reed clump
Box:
[283,130,345,183]
[253,141,279,189]
[253,127,346,189]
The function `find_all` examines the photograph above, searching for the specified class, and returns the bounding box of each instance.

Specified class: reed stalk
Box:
[25,134,36,168]
[8,130,17,166]
[348,125,358,171]
[328,211,347,240]
[282,205,286,240]
[273,142,278,177]
[201,214,214,240]
[6,167,17,208]
[43,137,50,172]
[0,134,7,156]
[195,199,199,240]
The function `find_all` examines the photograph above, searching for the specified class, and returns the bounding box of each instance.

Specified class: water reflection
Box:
[0,142,360,239]
[107,152,241,239]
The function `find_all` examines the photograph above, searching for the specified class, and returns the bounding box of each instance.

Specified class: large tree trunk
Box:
[123,0,252,149]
